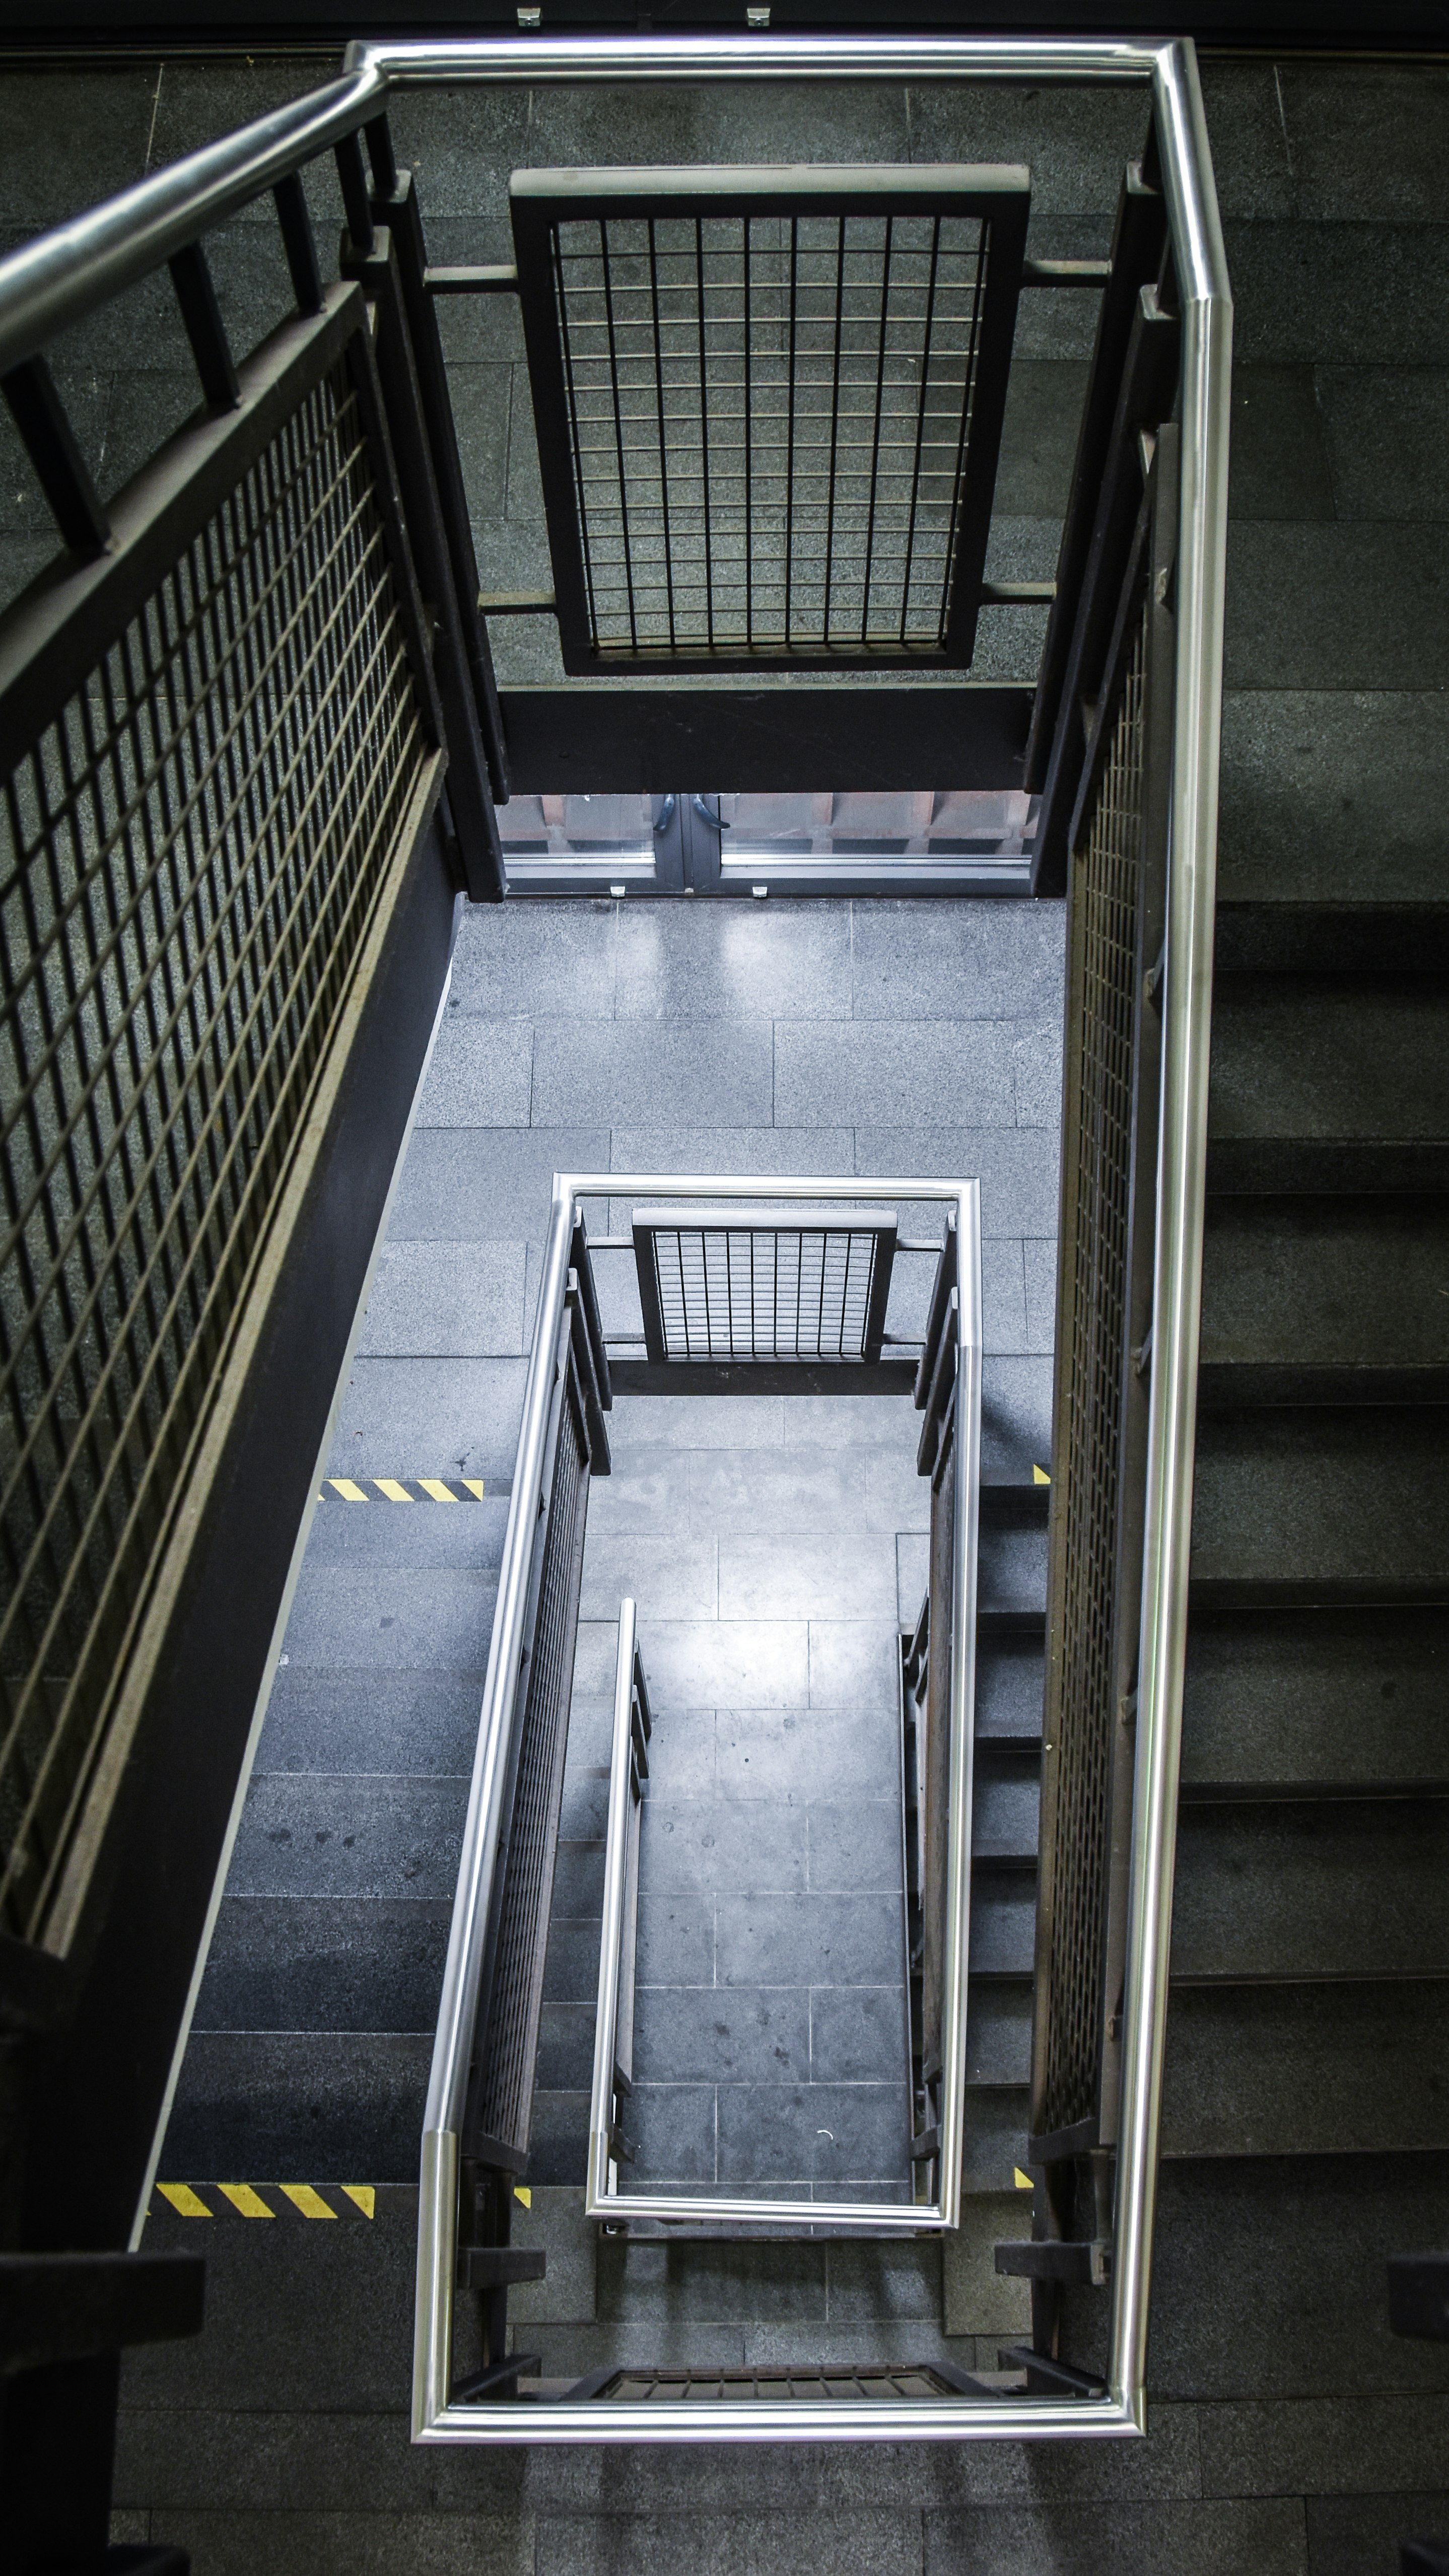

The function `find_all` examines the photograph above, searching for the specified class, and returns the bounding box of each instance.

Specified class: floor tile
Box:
[639,1621,809,1709]
[807,1622,901,1711]
[615,901,851,1020]
[446,900,617,1018]
[640,1798,807,1897]
[689,1449,867,1538]
[774,1020,1017,1128]
[810,1986,912,2086]
[713,1706,899,1804]
[531,1019,775,1127]
[580,1535,717,1623]
[389,1128,609,1241]
[714,1892,906,1991]
[416,1017,533,1126]
[356,1241,527,1359]
[621,2083,717,2184]
[715,2082,911,2185]
[807,1800,904,1896]
[632,1986,810,2086]
[718,1533,897,1622]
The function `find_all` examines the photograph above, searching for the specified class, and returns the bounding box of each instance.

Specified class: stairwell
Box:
[0,35,1437,2569]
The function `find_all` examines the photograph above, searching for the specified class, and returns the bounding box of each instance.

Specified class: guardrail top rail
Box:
[0,29,1228,2449]
[385,35,1226,2452]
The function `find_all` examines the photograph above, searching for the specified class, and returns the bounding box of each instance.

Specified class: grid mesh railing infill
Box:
[0,355,430,1946]
[1037,607,1146,2142]
[634,1208,896,1362]
[472,1354,591,2157]
[590,2366,977,2404]
[536,202,1005,661]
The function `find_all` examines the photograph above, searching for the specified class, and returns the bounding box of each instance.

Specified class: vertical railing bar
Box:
[273,173,324,317]
[695,215,715,648]
[646,217,677,655]
[940,218,988,649]
[860,211,892,647]
[555,223,601,651]
[784,213,798,647]
[741,216,753,649]
[334,129,375,254]
[598,214,639,654]
[899,213,942,649]
[822,212,847,645]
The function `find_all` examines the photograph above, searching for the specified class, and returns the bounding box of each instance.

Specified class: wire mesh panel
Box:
[1033,607,1147,2148]
[470,1329,592,2162]
[582,2364,979,2404]
[512,165,1029,674]
[0,324,434,1949]
[632,1203,896,1364]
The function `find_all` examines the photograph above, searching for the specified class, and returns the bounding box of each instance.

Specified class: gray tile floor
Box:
[171,889,1062,2188]
[562,1386,925,2201]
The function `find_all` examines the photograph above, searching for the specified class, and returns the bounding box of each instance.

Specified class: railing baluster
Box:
[168,240,239,412]
[1,356,109,554]
[272,171,323,316]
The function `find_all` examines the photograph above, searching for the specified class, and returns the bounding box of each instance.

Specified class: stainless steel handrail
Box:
[580,1186,981,2239]
[0,73,386,378]
[587,1595,640,2216]
[3,29,1227,2447]
[417,1170,982,2437]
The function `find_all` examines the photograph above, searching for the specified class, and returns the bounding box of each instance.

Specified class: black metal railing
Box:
[0,314,435,1952]
[510,164,1030,674]
[903,1215,959,2196]
[1009,408,1181,2362]
[0,91,502,2563]
[454,1238,611,2403]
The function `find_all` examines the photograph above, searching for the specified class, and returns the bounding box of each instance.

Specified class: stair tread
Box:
[1172,1802,1449,1981]
[1191,1409,1449,1593]
[1183,1605,1449,1794]
[1162,1982,1449,2160]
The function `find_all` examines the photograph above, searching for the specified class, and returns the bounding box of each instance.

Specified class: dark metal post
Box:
[341,227,506,899]
[168,241,240,413]
[368,156,511,804]
[1,357,109,555]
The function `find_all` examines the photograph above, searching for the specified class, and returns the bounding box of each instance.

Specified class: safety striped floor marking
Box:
[156,2183,376,2219]
[321,1477,488,1503]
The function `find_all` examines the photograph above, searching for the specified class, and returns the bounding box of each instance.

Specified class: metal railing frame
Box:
[0,29,1227,2447]
[581,1183,980,2236]
[382,33,1226,2451]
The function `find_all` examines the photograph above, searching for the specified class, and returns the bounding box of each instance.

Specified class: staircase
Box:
[1050,786,1449,2419]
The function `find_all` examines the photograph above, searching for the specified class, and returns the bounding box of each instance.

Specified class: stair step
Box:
[1075,2149,1449,2400]
[1161,1981,1449,2158]
[972,1743,1040,1863]
[964,1980,1030,2086]
[1182,1606,1449,1797]
[1207,973,1449,1194]
[975,1634,1044,1741]
[1207,1140,1449,1193]
[959,2083,1030,2193]
[1191,1409,1449,1593]
[1171,1801,1449,1981]
[1209,973,1449,1143]
[1201,1196,1449,1376]
[196,1896,451,2032]
[1214,901,1449,976]
[1198,1363,1449,1408]
[969,1865,1036,1976]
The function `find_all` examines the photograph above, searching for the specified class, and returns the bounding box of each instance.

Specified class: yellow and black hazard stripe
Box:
[318,1477,495,1503]
[152,2182,532,2219]
[154,2183,376,2219]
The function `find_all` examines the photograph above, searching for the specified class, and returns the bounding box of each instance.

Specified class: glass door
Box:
[497,790,1035,896]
